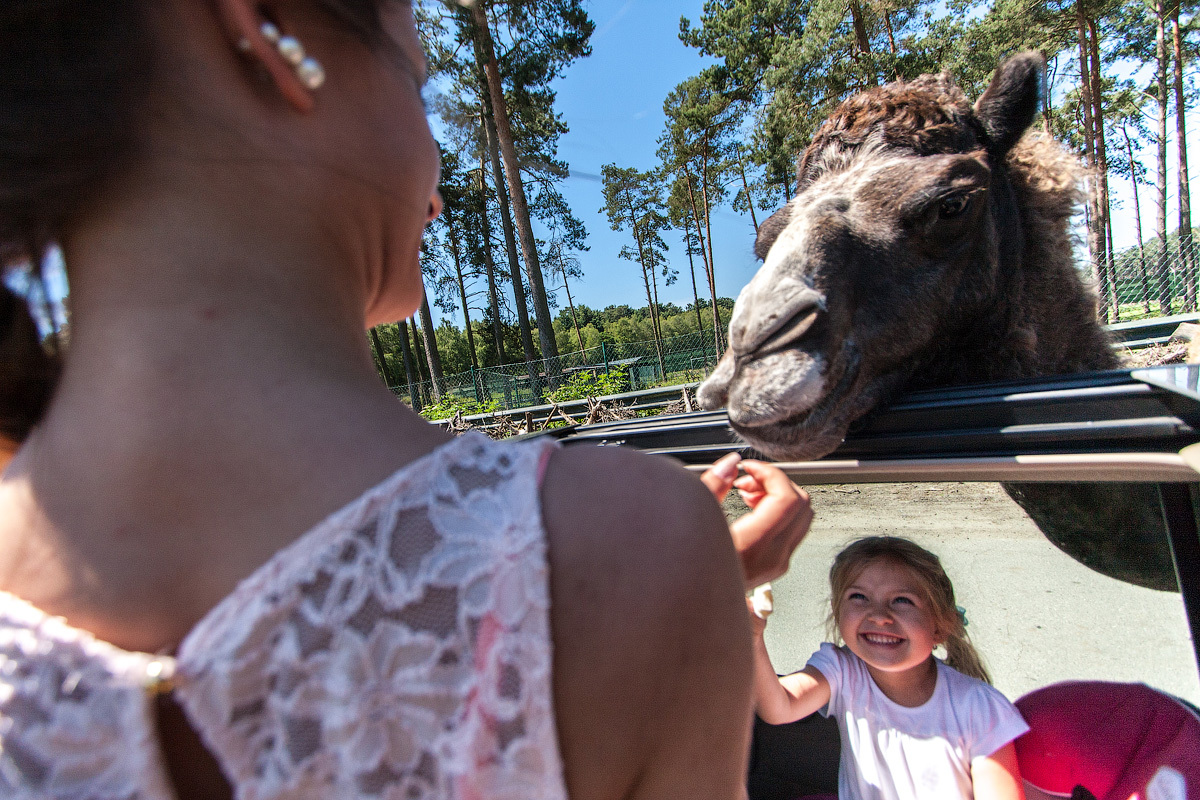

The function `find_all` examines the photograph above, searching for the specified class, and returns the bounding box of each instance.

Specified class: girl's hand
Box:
[700,455,813,589]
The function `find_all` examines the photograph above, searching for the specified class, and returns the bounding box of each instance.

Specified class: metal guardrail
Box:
[539,366,1200,468]
[1106,313,1200,349]
[423,317,1193,426]
[430,382,701,431]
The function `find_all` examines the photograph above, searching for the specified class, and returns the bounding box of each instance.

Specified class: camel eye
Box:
[938,194,971,219]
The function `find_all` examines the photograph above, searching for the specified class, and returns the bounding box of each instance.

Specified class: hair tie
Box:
[956,605,969,628]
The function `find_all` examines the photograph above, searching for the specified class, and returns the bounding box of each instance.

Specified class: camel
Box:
[698,53,1177,591]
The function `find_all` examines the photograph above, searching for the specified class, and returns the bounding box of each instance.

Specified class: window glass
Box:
[752,482,1200,705]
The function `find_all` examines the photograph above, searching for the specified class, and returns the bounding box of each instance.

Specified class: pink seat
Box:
[1015,681,1200,800]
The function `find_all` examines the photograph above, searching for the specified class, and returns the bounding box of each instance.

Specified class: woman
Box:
[0,2,811,798]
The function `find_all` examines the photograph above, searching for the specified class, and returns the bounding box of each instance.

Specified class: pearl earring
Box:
[257,21,325,91]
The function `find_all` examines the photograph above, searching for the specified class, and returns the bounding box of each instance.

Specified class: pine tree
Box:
[601,164,675,378]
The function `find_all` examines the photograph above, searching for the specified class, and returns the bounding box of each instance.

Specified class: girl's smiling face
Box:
[837,558,943,686]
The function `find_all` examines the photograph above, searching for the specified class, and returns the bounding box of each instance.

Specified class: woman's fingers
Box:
[733,469,767,507]
[699,452,742,503]
[730,461,813,589]
[745,596,769,636]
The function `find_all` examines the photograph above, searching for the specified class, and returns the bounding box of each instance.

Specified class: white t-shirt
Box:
[806,642,1029,800]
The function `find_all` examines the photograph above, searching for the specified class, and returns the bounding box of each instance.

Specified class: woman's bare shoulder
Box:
[539,445,753,800]
[539,445,739,614]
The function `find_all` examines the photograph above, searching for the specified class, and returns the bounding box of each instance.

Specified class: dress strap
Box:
[537,442,554,487]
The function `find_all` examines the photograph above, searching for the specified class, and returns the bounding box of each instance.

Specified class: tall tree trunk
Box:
[418,294,445,401]
[398,319,421,411]
[1124,125,1153,315]
[849,0,878,87]
[478,150,507,365]
[443,210,480,371]
[649,269,668,382]
[1087,15,1116,321]
[369,327,395,387]
[1156,0,1173,315]
[480,92,536,364]
[699,145,723,353]
[1173,3,1195,310]
[471,1,559,365]
[628,206,667,379]
[637,262,667,380]
[685,230,705,340]
[685,169,722,356]
[446,219,477,369]
[1105,201,1118,319]
[738,156,760,233]
[649,257,664,345]
[561,266,585,353]
[406,317,427,383]
[883,11,898,57]
[1077,4,1109,321]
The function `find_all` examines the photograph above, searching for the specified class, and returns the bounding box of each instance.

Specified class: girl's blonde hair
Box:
[826,536,991,684]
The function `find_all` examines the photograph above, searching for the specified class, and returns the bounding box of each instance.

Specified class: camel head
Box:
[699,53,1047,460]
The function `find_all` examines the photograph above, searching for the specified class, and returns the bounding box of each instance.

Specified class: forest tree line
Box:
[374,0,1200,396]
[370,298,735,390]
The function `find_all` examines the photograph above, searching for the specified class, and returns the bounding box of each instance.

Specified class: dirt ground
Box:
[724,481,1200,705]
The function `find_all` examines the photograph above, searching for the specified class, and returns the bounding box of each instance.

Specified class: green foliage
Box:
[545,370,630,403]
[418,394,500,422]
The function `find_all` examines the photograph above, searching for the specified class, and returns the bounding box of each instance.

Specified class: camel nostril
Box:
[755,307,822,356]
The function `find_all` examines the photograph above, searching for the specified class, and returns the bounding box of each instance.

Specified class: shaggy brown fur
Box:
[801,74,984,166]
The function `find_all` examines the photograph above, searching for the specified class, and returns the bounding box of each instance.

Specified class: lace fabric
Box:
[0,433,567,800]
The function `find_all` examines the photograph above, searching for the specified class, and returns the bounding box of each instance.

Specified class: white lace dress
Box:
[0,433,568,800]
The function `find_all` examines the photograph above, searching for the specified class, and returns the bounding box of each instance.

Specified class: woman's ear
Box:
[214,0,317,113]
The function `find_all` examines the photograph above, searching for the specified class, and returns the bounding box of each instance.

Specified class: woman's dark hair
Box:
[1,282,59,446]
[0,1,392,445]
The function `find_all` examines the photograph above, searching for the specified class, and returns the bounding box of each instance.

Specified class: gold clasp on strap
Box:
[141,657,177,696]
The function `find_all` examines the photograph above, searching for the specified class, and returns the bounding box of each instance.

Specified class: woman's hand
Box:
[745,596,769,636]
[700,453,813,590]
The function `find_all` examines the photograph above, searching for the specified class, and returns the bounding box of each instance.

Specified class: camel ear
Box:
[754,203,793,261]
[973,52,1044,157]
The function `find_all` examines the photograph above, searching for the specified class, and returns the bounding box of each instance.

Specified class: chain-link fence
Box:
[391,330,724,412]
[1100,231,1200,322]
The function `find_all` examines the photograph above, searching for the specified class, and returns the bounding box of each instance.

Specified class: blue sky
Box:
[545,0,765,314]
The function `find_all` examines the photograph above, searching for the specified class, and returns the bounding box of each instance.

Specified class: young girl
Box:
[751,536,1028,800]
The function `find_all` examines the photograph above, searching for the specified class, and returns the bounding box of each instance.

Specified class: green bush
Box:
[545,370,630,404]
[419,394,500,422]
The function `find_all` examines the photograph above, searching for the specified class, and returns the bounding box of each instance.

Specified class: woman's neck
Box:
[0,173,449,650]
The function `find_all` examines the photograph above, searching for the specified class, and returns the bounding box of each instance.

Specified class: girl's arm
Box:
[971,742,1026,800]
[748,607,832,724]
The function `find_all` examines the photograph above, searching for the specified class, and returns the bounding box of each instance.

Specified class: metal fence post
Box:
[601,341,610,374]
